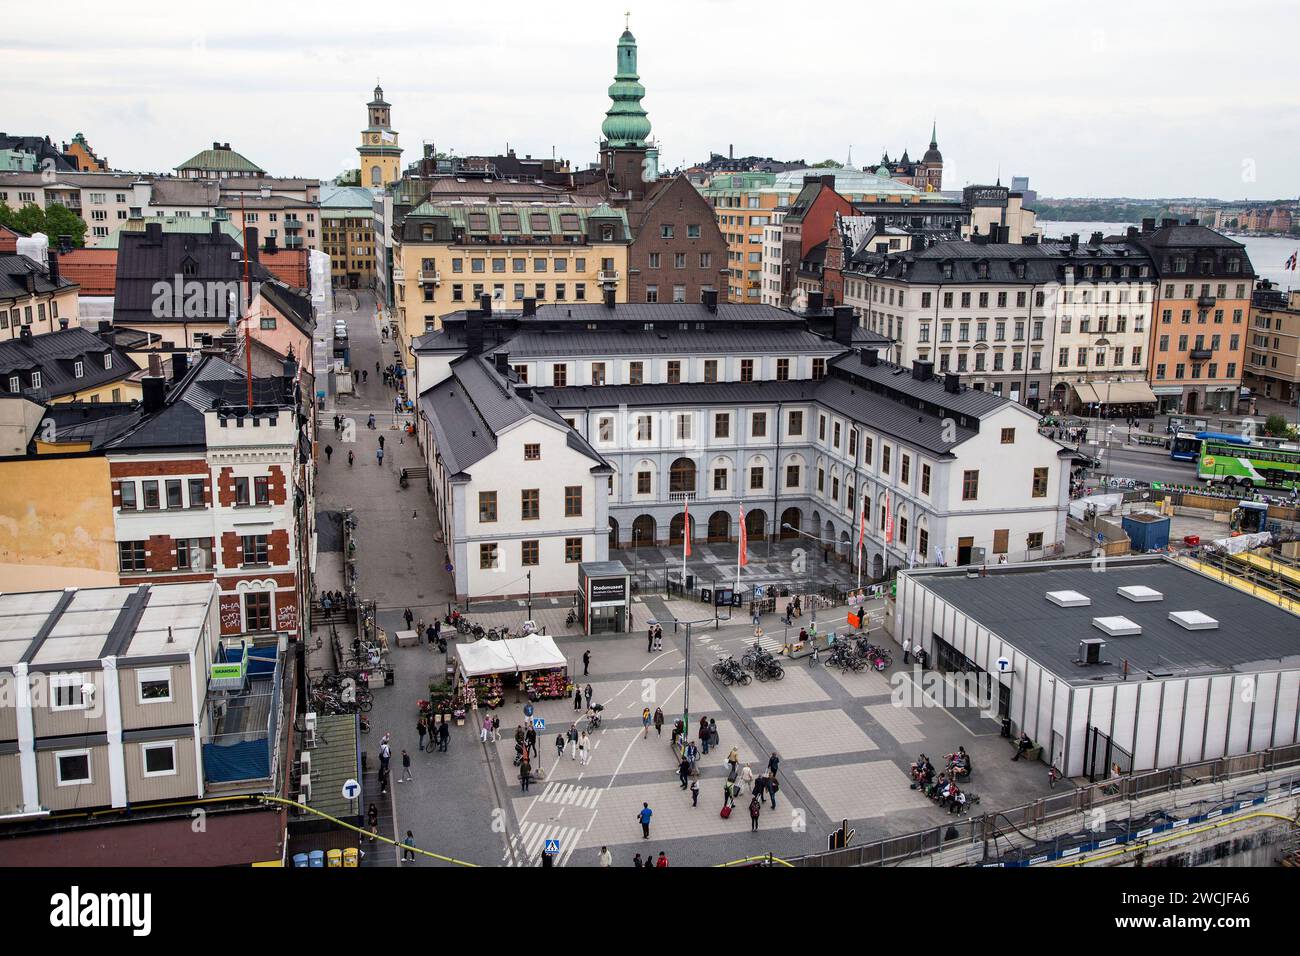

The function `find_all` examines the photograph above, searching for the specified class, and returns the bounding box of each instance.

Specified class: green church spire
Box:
[601,25,651,148]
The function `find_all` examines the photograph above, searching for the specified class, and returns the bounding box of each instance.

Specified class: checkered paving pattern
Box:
[865,702,927,745]
[820,662,895,698]
[795,761,920,821]
[753,708,879,758]
[725,661,831,707]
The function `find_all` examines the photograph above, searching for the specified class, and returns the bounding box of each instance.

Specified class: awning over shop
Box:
[453,634,566,677]
[1072,381,1158,405]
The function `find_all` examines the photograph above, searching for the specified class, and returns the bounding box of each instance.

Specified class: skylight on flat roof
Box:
[1169,610,1219,631]
[1118,585,1163,602]
[1046,589,1091,607]
[1093,616,1142,637]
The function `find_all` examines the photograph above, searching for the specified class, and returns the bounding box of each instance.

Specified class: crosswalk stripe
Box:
[507,821,583,867]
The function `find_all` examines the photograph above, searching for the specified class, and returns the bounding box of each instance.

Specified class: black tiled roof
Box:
[0,134,76,172]
[113,228,274,327]
[853,238,1155,284]
[0,326,137,401]
[0,254,79,302]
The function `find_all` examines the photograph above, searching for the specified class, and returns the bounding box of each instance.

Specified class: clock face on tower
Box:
[369,134,379,145]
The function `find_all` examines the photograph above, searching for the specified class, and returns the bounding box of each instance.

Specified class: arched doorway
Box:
[824,520,835,548]
[745,508,767,542]
[631,515,656,548]
[707,510,730,542]
[668,512,695,545]
[608,516,620,550]
[1052,382,1068,411]
[839,530,850,557]
[669,457,696,494]
[871,553,884,580]
[780,507,801,539]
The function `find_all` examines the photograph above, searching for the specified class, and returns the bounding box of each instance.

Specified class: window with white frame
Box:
[137,667,173,703]
[141,741,178,777]
[51,673,89,711]
[55,749,92,786]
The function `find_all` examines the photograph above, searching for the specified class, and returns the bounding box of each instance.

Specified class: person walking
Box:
[740,764,754,789]
[647,627,654,653]
[367,803,379,842]
[481,716,493,743]
[689,777,700,807]
[567,723,579,760]
[519,758,532,792]
[686,740,699,774]
[347,450,354,467]
[678,756,691,789]
[403,607,413,630]
[376,447,384,466]
[555,732,566,760]
[378,434,386,452]
[584,683,593,709]
[402,831,416,863]
[379,739,391,774]
[437,720,450,752]
[727,747,739,777]
[400,749,413,783]
[699,717,711,754]
[708,719,719,753]
[325,444,333,463]
[902,636,912,665]
[749,795,762,832]
[525,725,538,760]
[637,802,653,839]
[653,707,664,737]
[641,707,652,739]
[578,731,590,766]
[362,369,368,383]
[767,752,781,777]
[582,649,591,676]
[367,413,376,430]
[417,717,428,752]
[573,686,583,710]
[598,846,612,867]
[378,766,389,796]
[767,773,780,810]
[514,723,526,753]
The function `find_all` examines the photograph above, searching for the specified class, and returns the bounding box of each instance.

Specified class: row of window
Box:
[1055,346,1144,368]
[1155,334,1239,353]
[1153,362,1237,381]
[524,357,828,389]
[919,319,1047,343]
[119,474,275,510]
[920,350,1044,373]
[480,538,583,569]
[1160,308,1244,324]
[444,282,589,304]
[1162,282,1247,298]
[443,255,600,274]
[0,298,60,329]
[49,741,179,788]
[118,534,268,573]
[646,252,712,269]
[477,487,583,523]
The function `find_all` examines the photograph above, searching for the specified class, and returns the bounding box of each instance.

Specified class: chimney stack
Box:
[911,233,926,252]
[171,352,189,382]
[806,291,824,314]
[493,351,510,375]
[943,372,961,394]
[912,359,934,381]
[479,293,492,316]
[603,287,616,309]
[141,375,166,414]
[245,227,259,260]
[144,221,163,242]
[832,305,854,346]
[701,287,718,313]
[46,250,60,286]
[860,348,878,367]
[522,297,536,317]
[19,326,34,346]
[264,235,277,254]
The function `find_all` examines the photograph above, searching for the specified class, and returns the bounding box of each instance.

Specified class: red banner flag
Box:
[884,493,894,545]
[738,504,748,567]
[683,497,691,559]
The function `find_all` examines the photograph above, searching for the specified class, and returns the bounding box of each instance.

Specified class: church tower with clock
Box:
[358,84,402,188]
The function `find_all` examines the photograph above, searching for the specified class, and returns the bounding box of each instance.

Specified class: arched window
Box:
[669,457,696,494]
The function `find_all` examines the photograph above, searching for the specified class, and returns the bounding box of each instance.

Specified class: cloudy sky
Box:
[4,0,1297,199]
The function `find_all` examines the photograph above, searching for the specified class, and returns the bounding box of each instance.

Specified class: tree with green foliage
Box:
[1263,413,1289,437]
[0,202,86,247]
[334,169,361,186]
[810,159,844,169]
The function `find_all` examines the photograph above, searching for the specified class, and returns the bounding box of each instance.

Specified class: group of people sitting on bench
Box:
[907,752,976,814]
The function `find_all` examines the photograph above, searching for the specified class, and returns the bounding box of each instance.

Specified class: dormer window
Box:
[104,353,113,370]
[7,375,18,392]
[31,371,41,388]
[181,256,197,277]
[74,361,84,379]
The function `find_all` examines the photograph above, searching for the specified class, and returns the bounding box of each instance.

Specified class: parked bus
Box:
[1170,431,1248,462]
[1197,439,1300,490]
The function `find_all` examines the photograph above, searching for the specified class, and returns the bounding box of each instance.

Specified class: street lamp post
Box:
[661,615,713,755]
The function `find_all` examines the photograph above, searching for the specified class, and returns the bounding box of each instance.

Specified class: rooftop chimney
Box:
[144,221,163,242]
[57,234,73,254]
[493,351,510,375]
[171,352,189,382]
[860,348,878,367]
[141,375,166,414]
[943,372,961,394]
[1161,217,1178,228]
[603,287,616,309]
[466,312,484,355]
[1069,233,1079,252]
[211,220,222,236]
[245,227,259,260]
[479,293,492,316]
[911,233,925,252]
[522,297,536,317]
[832,305,854,346]
[47,250,60,286]
[19,325,34,346]
[1187,218,1198,226]
[264,234,277,254]
[702,287,718,313]
[912,359,934,381]
[1090,231,1104,245]
[806,291,824,314]
[1126,226,1139,240]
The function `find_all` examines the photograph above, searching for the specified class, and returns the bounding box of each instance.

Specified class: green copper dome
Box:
[601,29,651,148]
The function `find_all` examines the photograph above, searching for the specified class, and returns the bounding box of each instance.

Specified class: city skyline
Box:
[3,0,1297,199]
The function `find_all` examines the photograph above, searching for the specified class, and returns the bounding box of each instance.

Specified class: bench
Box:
[1011,740,1043,763]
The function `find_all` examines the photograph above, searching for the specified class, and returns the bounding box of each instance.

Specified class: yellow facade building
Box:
[392,200,631,358]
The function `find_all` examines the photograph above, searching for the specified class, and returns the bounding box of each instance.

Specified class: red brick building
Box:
[779,175,854,307]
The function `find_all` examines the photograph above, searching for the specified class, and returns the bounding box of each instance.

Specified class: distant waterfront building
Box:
[862,125,944,192]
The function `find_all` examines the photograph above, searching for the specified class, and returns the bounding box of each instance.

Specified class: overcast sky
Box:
[4,0,1297,200]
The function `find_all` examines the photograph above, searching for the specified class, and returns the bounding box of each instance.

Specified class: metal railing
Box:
[785,743,1300,867]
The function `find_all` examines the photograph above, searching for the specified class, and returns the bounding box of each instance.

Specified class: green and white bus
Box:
[1197,439,1300,490]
